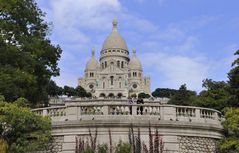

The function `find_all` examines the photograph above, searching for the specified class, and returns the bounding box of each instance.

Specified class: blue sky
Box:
[36,0,239,93]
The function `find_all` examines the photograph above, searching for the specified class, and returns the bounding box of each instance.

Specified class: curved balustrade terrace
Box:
[32,99,224,153]
[32,99,223,129]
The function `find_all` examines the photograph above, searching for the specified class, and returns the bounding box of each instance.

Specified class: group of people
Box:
[128,97,144,115]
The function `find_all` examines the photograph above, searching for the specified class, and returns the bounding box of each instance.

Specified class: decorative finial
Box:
[112,18,118,31]
[91,47,95,57]
[132,48,136,56]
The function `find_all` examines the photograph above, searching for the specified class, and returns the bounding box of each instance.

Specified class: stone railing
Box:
[32,102,222,125]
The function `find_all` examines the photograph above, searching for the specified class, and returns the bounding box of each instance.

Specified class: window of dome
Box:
[89,84,94,89]
[132,84,137,89]
[121,61,124,68]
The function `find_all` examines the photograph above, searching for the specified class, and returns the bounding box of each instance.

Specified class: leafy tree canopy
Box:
[138,92,150,99]
[168,84,196,106]
[0,96,51,153]
[219,108,239,153]
[228,50,239,107]
[152,88,178,98]
[75,86,92,98]
[192,79,230,111]
[47,80,63,97]
[0,0,62,105]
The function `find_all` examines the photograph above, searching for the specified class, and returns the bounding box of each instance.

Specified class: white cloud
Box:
[50,0,121,30]
[140,52,209,91]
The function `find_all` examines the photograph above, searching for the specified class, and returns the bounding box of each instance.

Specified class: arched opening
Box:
[105,61,107,68]
[110,76,114,85]
[108,93,114,98]
[103,82,105,89]
[117,61,120,67]
[121,61,124,68]
[117,93,123,98]
[99,93,106,97]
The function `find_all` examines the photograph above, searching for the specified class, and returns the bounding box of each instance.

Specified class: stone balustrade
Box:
[32,101,222,126]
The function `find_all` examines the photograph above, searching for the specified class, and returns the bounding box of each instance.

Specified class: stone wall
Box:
[178,136,218,153]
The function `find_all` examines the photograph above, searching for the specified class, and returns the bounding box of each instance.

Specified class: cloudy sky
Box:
[36,0,239,93]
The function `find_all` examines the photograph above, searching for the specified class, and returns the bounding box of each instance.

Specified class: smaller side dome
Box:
[85,48,99,71]
[129,49,142,70]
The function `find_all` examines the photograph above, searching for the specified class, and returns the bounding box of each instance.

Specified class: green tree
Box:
[63,86,76,97]
[115,141,131,153]
[0,0,62,105]
[152,88,178,98]
[0,97,52,153]
[98,144,108,153]
[228,50,239,107]
[192,79,230,111]
[169,84,196,106]
[75,86,92,98]
[46,80,63,97]
[138,92,150,99]
[219,108,239,153]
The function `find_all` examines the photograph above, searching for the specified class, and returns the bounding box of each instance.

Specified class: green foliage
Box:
[228,50,239,107]
[97,144,108,153]
[0,139,7,153]
[46,80,63,97]
[219,108,239,153]
[63,86,76,97]
[82,145,95,153]
[0,0,62,105]
[138,92,150,99]
[192,79,230,111]
[115,141,131,153]
[0,97,52,153]
[152,88,178,98]
[168,84,196,106]
[75,86,92,98]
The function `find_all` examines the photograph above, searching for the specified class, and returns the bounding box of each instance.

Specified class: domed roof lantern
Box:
[85,48,99,71]
[129,49,142,70]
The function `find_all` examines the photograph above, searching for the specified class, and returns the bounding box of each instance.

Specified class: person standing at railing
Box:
[137,98,144,115]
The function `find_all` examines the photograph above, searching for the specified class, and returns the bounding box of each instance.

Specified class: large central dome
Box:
[102,19,128,51]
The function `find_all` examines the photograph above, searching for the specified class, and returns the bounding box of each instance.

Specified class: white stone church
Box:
[78,19,150,98]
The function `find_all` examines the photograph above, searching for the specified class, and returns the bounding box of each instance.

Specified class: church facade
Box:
[78,19,150,98]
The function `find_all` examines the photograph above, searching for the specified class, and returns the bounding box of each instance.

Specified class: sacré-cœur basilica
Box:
[33,19,224,153]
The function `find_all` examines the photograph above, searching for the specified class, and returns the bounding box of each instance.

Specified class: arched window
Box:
[117,93,123,98]
[99,93,106,97]
[108,93,114,98]
[110,76,114,85]
[117,61,120,67]
[121,61,124,68]
[103,82,105,89]
[119,82,121,88]
[105,61,107,68]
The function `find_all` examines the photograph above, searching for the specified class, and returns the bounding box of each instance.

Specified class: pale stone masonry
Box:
[78,19,150,98]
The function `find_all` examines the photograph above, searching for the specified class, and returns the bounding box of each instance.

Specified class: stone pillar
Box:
[102,105,109,115]
[132,105,137,115]
[66,106,77,120]
[43,109,48,116]
[161,106,176,121]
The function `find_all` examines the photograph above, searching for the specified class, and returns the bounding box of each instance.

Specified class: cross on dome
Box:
[132,48,136,56]
[91,47,95,57]
[112,18,118,31]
